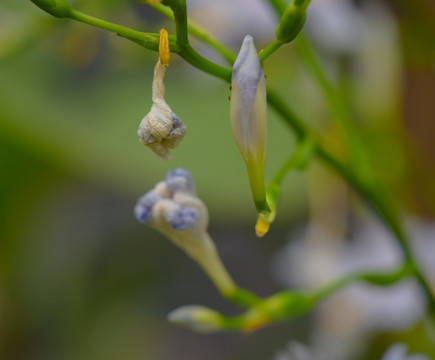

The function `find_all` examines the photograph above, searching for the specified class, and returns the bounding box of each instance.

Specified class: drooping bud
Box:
[134,168,236,296]
[230,35,270,214]
[137,29,186,160]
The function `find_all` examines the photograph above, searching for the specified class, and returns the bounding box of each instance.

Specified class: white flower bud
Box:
[381,344,430,360]
[230,35,269,213]
[137,60,186,161]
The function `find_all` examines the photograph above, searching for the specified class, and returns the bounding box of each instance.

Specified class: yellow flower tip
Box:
[159,28,170,67]
[255,215,270,238]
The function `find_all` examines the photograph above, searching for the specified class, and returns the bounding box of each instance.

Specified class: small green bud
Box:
[275,2,307,43]
[168,305,223,333]
[30,0,72,18]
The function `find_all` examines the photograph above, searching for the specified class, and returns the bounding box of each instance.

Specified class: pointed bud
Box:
[230,35,270,214]
[168,305,223,333]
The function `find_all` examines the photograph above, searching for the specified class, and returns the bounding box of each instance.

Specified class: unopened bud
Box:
[230,35,270,214]
[30,0,72,18]
[275,1,308,43]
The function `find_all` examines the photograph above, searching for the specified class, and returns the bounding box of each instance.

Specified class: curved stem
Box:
[259,39,283,62]
[218,263,412,332]
[68,9,161,49]
[163,0,189,47]
[144,0,236,64]
[295,33,373,183]
[176,45,232,81]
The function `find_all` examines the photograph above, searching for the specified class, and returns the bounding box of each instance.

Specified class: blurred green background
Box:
[1,0,435,359]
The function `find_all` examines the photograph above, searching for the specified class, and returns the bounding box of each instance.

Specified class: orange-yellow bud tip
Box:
[255,215,270,237]
[242,317,269,333]
[159,28,170,66]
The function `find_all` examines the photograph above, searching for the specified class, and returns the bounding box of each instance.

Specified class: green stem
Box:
[68,9,162,50]
[177,45,231,81]
[295,33,373,183]
[69,8,232,80]
[225,287,263,307]
[266,0,287,17]
[163,0,189,47]
[259,39,284,62]
[219,263,411,332]
[294,0,312,8]
[312,262,412,302]
[271,136,314,186]
[144,0,236,64]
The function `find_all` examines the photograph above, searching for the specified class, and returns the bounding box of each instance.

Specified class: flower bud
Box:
[30,0,72,18]
[275,1,308,43]
[167,305,223,333]
[230,35,270,214]
[137,59,186,161]
[135,168,236,296]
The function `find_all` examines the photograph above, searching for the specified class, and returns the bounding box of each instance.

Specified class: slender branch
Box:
[162,0,189,47]
[69,9,164,51]
[295,33,373,183]
[259,39,284,62]
[179,45,231,81]
[202,263,413,332]
[266,0,287,17]
[71,8,232,80]
[143,0,236,64]
[271,136,314,186]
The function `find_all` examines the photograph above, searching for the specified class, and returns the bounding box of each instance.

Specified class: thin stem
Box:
[312,262,412,302]
[68,9,161,50]
[219,263,412,332]
[266,0,287,16]
[271,136,314,186]
[69,9,232,80]
[169,0,189,47]
[178,45,232,81]
[295,33,373,183]
[259,39,284,62]
[144,0,236,64]
[295,0,312,8]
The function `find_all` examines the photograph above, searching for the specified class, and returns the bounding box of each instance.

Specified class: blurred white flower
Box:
[135,168,236,296]
[305,0,366,56]
[137,60,186,161]
[230,35,269,214]
[380,343,431,360]
[272,216,435,359]
[274,342,327,360]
